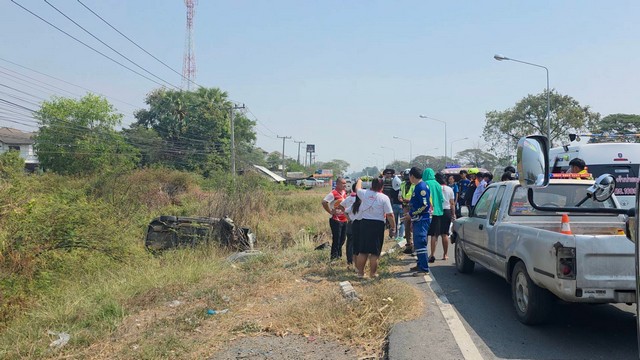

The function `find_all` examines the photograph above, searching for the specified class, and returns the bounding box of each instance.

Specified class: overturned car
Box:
[145,216,256,252]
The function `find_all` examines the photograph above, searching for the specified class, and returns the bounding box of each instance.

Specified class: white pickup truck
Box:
[452,177,635,324]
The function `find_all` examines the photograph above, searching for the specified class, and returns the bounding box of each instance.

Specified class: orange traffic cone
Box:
[560,213,572,235]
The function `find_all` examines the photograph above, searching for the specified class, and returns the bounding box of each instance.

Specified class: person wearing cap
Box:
[398,169,415,254]
[567,158,593,179]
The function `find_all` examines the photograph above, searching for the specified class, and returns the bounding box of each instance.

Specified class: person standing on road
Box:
[471,171,487,208]
[355,177,395,278]
[448,175,459,218]
[431,173,455,261]
[382,169,403,240]
[464,168,478,212]
[399,169,415,254]
[322,177,348,261]
[457,170,470,217]
[405,167,431,275]
[423,168,443,263]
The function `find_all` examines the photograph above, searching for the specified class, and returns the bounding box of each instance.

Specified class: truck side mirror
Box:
[516,135,550,189]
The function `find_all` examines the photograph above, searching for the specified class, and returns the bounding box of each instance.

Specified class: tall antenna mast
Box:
[182,0,197,90]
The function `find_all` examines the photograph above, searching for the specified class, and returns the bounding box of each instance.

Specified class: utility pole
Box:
[277,135,291,177]
[229,104,245,178]
[294,140,305,165]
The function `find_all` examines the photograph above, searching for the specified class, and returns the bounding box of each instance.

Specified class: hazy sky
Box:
[1,1,639,173]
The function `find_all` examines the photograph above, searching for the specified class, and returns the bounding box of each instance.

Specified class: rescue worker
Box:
[567,158,593,179]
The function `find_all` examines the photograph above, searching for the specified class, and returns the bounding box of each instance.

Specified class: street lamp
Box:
[450,137,468,161]
[419,115,447,167]
[393,136,412,163]
[380,146,396,162]
[494,54,551,141]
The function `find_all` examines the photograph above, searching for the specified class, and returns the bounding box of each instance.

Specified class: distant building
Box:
[0,127,39,171]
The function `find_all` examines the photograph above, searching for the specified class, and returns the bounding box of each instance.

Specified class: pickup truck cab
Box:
[452,146,635,325]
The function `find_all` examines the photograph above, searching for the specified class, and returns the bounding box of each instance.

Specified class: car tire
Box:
[511,261,552,325]
[455,241,475,274]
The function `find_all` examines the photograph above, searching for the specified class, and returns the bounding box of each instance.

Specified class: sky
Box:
[1,1,639,173]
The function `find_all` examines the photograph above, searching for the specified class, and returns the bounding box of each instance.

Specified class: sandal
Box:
[428,256,436,263]
[442,255,449,260]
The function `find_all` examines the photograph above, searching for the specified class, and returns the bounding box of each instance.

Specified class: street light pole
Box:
[494,54,551,141]
[380,146,396,163]
[450,137,468,161]
[419,115,447,168]
[392,136,412,164]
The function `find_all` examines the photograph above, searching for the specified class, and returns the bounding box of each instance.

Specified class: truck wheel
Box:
[511,261,552,325]
[455,241,475,274]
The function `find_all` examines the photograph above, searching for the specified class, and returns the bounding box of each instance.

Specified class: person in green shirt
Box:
[423,168,443,263]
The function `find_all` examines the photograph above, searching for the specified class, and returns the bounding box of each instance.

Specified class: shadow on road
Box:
[431,261,638,360]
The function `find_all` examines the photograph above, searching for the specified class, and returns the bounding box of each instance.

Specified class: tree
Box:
[134,87,256,175]
[456,148,498,169]
[0,150,25,179]
[35,94,138,175]
[412,155,443,171]
[316,159,350,176]
[387,160,410,172]
[588,114,640,143]
[483,90,600,157]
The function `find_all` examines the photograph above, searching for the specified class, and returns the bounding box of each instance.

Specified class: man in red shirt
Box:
[322,177,348,260]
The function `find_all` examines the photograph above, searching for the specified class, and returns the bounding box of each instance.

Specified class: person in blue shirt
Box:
[457,170,471,217]
[404,166,431,275]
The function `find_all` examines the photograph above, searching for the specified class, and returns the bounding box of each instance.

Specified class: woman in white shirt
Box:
[354,177,395,278]
[341,184,362,269]
[431,173,456,260]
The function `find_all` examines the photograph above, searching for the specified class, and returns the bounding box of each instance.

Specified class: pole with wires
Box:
[277,135,291,177]
[230,104,245,178]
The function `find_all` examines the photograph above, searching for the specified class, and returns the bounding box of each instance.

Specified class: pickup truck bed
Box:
[452,180,634,324]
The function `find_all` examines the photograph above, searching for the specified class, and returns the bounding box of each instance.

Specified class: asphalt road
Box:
[428,247,639,360]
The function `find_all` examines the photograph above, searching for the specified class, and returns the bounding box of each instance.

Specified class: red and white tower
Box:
[182,0,197,90]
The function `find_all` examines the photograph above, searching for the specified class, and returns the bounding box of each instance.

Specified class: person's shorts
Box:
[428,215,441,236]
[439,209,452,235]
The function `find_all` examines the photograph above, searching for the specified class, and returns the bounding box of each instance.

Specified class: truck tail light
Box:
[557,247,576,280]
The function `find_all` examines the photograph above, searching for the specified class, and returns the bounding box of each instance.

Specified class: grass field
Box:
[0,175,420,359]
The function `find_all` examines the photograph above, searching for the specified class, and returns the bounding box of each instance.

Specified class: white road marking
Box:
[423,273,485,360]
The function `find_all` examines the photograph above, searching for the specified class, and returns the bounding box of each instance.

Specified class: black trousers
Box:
[329,218,347,260]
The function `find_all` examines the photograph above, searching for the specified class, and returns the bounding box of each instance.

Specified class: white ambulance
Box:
[549,142,640,209]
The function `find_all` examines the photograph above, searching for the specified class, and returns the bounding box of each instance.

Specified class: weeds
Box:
[0,171,419,359]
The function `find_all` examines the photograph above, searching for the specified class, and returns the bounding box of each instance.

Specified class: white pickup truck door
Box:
[486,185,508,274]
[463,187,498,267]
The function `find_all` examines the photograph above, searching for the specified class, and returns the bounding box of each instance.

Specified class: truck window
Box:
[472,187,497,219]
[508,184,618,216]
[489,185,506,225]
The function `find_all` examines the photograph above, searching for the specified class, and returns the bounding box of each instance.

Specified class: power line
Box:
[0,57,141,110]
[10,0,169,89]
[76,0,198,89]
[43,0,178,90]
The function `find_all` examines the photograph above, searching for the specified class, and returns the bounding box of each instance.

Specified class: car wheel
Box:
[511,261,552,325]
[455,241,475,274]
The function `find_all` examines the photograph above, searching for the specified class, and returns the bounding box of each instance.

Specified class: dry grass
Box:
[0,184,422,359]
